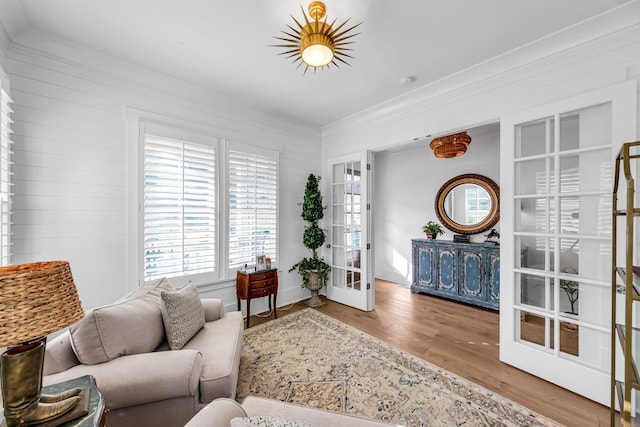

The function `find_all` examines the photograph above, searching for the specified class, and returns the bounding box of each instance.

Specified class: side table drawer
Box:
[251,285,276,298]
[252,278,275,289]
[251,272,273,282]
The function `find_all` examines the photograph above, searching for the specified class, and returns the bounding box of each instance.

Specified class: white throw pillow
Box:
[160,282,205,350]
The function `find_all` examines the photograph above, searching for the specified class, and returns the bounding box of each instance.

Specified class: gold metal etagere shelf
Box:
[611,140,640,427]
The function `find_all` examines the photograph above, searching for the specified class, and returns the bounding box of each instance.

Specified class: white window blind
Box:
[228,149,278,269]
[0,79,13,267]
[143,129,216,281]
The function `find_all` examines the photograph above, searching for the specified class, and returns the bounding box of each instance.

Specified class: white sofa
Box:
[43,278,244,427]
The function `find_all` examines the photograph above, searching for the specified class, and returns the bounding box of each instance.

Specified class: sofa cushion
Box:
[43,331,80,375]
[125,277,176,308]
[231,416,315,427]
[161,282,205,350]
[69,297,165,365]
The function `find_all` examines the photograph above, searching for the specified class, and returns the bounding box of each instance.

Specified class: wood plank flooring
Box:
[247,279,610,427]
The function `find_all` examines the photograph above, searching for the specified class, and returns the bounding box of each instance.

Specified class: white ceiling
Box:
[0,0,632,127]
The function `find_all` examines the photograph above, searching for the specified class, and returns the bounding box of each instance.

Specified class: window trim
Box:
[0,66,12,267]
[223,140,280,278]
[139,121,220,285]
[138,121,280,286]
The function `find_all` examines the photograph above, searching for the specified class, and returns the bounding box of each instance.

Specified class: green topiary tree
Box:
[289,174,331,288]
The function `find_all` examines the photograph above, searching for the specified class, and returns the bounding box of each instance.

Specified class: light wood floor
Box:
[248,279,610,427]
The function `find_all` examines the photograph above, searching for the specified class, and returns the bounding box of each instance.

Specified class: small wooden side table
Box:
[236,269,278,328]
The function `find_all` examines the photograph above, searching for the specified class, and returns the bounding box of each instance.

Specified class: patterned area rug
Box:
[237,308,563,427]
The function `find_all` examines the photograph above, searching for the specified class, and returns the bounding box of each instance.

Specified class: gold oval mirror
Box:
[435,174,500,235]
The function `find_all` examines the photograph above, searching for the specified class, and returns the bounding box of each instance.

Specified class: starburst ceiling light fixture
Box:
[272,1,362,74]
[429,132,472,158]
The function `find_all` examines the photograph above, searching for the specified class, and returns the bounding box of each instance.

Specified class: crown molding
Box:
[322,1,640,140]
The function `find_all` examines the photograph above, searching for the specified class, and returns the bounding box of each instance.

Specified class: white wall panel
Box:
[7,33,320,311]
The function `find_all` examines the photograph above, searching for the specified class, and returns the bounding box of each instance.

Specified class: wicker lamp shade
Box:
[0,260,85,347]
[429,132,472,158]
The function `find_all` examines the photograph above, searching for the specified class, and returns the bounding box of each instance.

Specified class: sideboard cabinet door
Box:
[436,244,457,295]
[487,249,500,308]
[458,248,484,301]
[412,240,436,291]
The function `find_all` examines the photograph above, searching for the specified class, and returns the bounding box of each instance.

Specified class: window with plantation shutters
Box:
[228,149,278,269]
[0,73,12,267]
[142,125,217,282]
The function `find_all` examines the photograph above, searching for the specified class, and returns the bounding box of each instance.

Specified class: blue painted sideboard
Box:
[411,238,500,310]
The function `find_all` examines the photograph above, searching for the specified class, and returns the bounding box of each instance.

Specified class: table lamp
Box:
[0,261,85,426]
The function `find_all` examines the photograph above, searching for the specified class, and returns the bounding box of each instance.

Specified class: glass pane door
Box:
[514,104,612,365]
[327,151,373,311]
[332,160,362,290]
[500,81,636,405]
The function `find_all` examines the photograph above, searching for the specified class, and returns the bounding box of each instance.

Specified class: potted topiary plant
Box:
[422,221,445,239]
[289,173,331,307]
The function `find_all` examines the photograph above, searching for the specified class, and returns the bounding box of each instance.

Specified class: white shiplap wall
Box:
[0,24,9,72]
[7,33,320,312]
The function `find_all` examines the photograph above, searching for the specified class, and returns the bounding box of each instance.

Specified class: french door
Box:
[325,151,374,311]
[500,81,636,405]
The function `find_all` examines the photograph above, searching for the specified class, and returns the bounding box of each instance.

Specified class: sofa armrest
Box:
[202,298,223,322]
[44,331,80,375]
[185,398,246,427]
[44,349,203,410]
